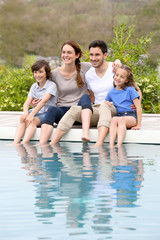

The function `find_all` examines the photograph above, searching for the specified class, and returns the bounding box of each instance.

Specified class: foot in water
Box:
[81,136,90,143]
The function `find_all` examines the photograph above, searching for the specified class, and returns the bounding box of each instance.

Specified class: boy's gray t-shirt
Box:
[28,80,57,113]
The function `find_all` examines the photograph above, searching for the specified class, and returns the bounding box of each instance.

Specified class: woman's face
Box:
[61,44,79,65]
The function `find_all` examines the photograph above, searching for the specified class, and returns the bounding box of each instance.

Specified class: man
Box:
[49,40,120,146]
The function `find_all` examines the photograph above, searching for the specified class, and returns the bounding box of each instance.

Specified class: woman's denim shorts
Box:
[117,111,137,120]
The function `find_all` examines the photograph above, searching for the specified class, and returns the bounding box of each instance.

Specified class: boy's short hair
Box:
[31,60,51,79]
[89,40,108,54]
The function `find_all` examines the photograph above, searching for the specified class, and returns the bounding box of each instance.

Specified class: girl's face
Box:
[33,66,47,84]
[114,68,128,89]
[61,44,79,65]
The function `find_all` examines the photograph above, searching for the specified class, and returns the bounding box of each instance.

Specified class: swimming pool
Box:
[0,141,160,240]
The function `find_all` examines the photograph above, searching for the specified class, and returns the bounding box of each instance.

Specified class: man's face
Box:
[89,47,107,68]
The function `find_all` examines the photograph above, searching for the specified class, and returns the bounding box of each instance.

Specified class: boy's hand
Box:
[20,113,28,123]
[25,115,34,128]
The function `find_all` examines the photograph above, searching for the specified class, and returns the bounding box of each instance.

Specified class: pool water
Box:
[0,141,160,240]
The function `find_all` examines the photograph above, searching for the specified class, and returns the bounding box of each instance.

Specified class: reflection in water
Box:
[15,142,144,236]
[110,146,144,208]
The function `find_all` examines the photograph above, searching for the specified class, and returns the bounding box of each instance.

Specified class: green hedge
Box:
[0,56,35,111]
[83,24,160,113]
[0,25,160,113]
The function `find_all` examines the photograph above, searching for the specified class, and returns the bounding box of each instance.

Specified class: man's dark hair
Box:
[89,40,108,54]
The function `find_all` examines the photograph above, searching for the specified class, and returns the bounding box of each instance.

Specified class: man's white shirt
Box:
[85,62,114,104]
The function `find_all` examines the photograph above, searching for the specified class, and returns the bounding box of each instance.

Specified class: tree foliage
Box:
[0,24,160,113]
[134,0,160,62]
[0,0,159,65]
[0,55,36,111]
[83,24,160,113]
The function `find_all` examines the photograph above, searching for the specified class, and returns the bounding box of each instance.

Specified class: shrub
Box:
[83,24,160,113]
[1,25,160,113]
[0,56,35,111]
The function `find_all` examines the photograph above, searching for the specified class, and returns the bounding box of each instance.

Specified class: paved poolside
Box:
[0,111,160,144]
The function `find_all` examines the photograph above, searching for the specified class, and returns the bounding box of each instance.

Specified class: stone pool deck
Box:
[0,111,160,144]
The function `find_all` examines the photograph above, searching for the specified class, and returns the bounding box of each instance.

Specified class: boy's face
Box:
[89,47,107,68]
[33,66,47,83]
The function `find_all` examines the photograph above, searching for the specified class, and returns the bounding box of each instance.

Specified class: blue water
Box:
[0,141,160,240]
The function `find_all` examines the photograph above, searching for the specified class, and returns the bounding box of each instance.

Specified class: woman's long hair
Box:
[61,40,84,88]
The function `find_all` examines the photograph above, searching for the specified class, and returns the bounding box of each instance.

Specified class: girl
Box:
[105,65,142,147]
[14,60,57,144]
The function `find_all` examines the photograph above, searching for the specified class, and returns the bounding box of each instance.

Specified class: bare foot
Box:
[89,143,103,148]
[115,144,122,148]
[81,136,90,143]
[109,144,115,148]
[92,142,103,147]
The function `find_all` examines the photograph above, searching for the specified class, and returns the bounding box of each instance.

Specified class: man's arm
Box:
[136,86,142,102]
[112,59,122,72]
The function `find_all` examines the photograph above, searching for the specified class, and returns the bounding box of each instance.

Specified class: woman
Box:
[39,41,92,144]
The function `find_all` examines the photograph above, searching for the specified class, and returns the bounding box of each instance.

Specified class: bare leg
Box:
[94,103,117,147]
[39,123,53,145]
[21,118,40,144]
[14,122,26,144]
[109,117,118,147]
[117,117,136,147]
[81,109,92,142]
[50,128,66,145]
[51,105,82,144]
[94,126,109,147]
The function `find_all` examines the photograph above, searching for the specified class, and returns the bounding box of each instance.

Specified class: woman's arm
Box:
[88,90,95,103]
[30,98,41,107]
[131,98,142,130]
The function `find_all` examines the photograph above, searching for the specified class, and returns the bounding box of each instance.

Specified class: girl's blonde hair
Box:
[115,65,139,91]
[61,40,84,88]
